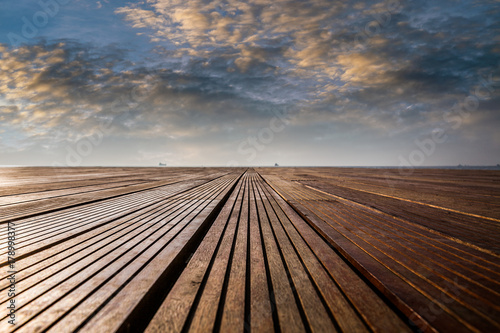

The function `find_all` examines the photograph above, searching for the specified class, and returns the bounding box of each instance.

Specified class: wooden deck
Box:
[1,167,499,332]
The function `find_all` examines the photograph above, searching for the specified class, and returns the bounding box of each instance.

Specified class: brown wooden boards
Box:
[259,168,500,333]
[1,167,497,332]
[0,169,243,332]
[0,169,232,224]
[146,171,413,332]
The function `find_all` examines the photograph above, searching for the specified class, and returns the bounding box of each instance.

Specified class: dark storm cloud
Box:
[311,0,500,131]
[0,38,298,147]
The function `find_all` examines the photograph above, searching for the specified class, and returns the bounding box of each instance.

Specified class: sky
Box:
[0,0,499,167]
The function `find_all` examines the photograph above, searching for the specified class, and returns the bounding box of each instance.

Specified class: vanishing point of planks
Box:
[0,167,499,332]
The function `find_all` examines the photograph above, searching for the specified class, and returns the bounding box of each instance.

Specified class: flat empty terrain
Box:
[0,167,499,332]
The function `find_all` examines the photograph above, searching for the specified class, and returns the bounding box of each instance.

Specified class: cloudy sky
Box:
[0,0,499,166]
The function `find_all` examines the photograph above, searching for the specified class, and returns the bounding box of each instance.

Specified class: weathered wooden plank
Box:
[253,178,306,332]
[52,175,240,333]
[281,180,500,329]
[68,204,227,333]
[261,170,500,332]
[0,174,240,332]
[255,178,338,332]
[247,174,274,332]
[0,171,230,223]
[0,177,224,297]
[0,177,225,263]
[269,176,500,274]
[301,181,500,253]
[144,175,244,333]
[259,180,371,333]
[185,176,246,332]
[323,201,500,318]
[261,180,412,333]
[219,175,249,332]
[257,167,500,219]
[0,197,207,331]
[0,179,149,206]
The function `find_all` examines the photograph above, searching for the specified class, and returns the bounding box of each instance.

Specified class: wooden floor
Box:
[0,167,499,332]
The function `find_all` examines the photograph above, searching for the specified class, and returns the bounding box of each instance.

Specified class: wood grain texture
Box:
[0,167,497,332]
